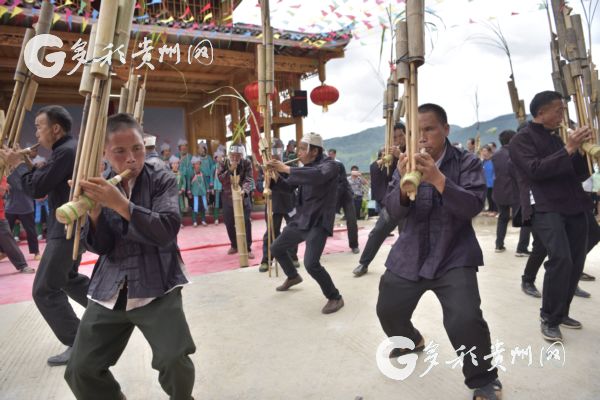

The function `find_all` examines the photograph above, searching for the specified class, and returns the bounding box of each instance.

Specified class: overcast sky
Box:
[233,0,600,142]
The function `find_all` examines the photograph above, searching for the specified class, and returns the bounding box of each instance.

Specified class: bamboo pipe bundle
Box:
[56,169,131,225]
[231,172,249,268]
[382,80,396,171]
[1,28,33,143]
[0,110,4,134]
[399,0,425,201]
[67,0,126,259]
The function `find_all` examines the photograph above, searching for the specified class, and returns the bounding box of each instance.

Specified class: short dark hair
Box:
[499,130,516,146]
[467,138,475,145]
[529,90,563,117]
[328,148,337,154]
[418,103,448,125]
[106,113,143,142]
[481,144,492,152]
[36,105,72,133]
[490,142,497,147]
[351,165,359,170]
[393,121,406,132]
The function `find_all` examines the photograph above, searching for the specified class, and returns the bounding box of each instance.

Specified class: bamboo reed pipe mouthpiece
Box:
[283,157,300,165]
[55,169,131,225]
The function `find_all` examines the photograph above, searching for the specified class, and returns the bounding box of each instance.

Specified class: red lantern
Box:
[310,84,339,112]
[243,81,277,106]
[280,98,292,115]
[244,81,259,104]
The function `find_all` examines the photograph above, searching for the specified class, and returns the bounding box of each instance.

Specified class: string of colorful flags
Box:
[0,0,556,48]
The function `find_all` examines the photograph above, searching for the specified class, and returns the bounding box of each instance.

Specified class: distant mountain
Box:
[324,113,527,171]
[449,113,529,148]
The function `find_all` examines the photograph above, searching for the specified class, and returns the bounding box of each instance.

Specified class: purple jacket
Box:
[384,143,486,281]
[509,122,591,222]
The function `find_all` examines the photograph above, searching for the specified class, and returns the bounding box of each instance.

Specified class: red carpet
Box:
[0,219,394,305]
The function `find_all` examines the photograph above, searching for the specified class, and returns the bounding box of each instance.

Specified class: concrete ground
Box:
[0,216,598,399]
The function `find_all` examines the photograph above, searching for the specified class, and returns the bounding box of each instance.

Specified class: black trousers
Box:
[359,207,404,268]
[261,212,298,264]
[32,237,89,346]
[495,204,530,252]
[531,211,587,326]
[486,188,497,212]
[6,212,39,254]
[523,210,600,283]
[271,222,341,300]
[376,267,498,389]
[65,288,196,400]
[338,192,359,249]
[353,195,363,219]
[223,202,252,251]
[0,219,27,271]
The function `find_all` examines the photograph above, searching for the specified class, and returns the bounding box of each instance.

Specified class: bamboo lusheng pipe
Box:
[231,171,249,268]
[395,20,409,83]
[126,74,139,114]
[112,0,136,62]
[79,24,98,96]
[56,169,132,225]
[1,29,34,144]
[400,62,422,201]
[406,0,425,67]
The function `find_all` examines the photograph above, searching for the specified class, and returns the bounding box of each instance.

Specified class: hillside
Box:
[324,113,527,171]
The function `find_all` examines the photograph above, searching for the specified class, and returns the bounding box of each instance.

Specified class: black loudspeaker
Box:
[291,90,308,117]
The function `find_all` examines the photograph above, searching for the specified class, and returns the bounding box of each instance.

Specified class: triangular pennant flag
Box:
[202,12,212,22]
[180,5,190,18]
[0,6,7,17]
[13,0,21,7]
[91,9,98,20]
[135,2,141,9]
[200,2,211,13]
[0,0,7,5]
[65,8,72,30]
[321,10,328,17]
[52,12,60,25]
[10,6,23,18]
[78,0,86,14]
[81,16,88,32]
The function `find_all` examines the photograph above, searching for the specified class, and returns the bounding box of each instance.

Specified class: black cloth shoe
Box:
[292,259,300,268]
[561,316,582,329]
[574,286,591,298]
[580,272,596,281]
[515,250,531,257]
[322,297,344,314]
[47,346,73,366]
[473,379,502,400]
[541,322,562,342]
[351,247,360,254]
[276,275,303,291]
[521,282,541,298]
[353,264,368,277]
[494,246,506,253]
[389,335,425,358]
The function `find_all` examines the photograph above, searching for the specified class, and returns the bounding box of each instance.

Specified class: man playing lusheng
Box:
[376,104,501,400]
[64,113,195,400]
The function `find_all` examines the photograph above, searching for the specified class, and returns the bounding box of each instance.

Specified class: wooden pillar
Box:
[293,75,303,143]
